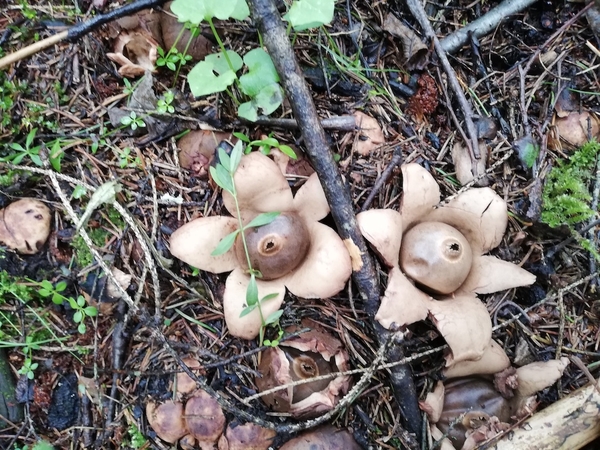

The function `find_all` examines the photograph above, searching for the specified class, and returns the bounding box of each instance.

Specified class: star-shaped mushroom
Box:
[357,164,535,365]
[170,152,352,339]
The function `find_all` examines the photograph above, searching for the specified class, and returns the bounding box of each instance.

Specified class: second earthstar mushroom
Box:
[357,163,536,366]
[169,152,352,340]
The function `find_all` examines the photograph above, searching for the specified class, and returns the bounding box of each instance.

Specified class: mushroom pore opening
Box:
[235,212,310,280]
[283,347,336,403]
[399,221,473,295]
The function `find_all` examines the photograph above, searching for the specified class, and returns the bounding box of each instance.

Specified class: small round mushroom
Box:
[279,426,361,450]
[146,400,188,444]
[183,389,226,450]
[437,377,514,448]
[176,357,203,397]
[235,212,310,280]
[177,130,233,178]
[0,198,51,254]
[256,321,351,418]
[217,422,276,450]
[400,221,473,294]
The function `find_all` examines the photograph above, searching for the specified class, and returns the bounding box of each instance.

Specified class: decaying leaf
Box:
[548,110,600,151]
[0,198,51,254]
[383,13,428,70]
[353,111,384,156]
[107,31,159,77]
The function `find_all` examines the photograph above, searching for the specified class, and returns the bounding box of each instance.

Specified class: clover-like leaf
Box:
[170,0,249,24]
[254,83,283,115]
[188,61,237,97]
[283,0,335,31]
[238,101,258,122]
[239,48,279,97]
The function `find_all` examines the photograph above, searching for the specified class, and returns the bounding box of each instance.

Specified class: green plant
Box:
[18,357,38,380]
[157,45,193,72]
[233,132,297,158]
[170,0,334,121]
[36,280,98,334]
[1,127,42,165]
[126,423,147,449]
[120,111,146,131]
[156,91,176,114]
[542,140,600,259]
[115,147,141,168]
[209,141,283,345]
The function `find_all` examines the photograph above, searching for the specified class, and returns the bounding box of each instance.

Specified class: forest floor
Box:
[1,0,600,449]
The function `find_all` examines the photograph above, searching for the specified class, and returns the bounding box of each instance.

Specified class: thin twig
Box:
[0,0,169,70]
[360,145,404,211]
[405,0,482,179]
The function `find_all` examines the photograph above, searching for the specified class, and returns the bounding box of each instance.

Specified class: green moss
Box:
[542,140,599,228]
[541,140,600,260]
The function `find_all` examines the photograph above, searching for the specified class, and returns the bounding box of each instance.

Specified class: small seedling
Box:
[210,141,284,345]
[1,127,42,166]
[233,132,297,158]
[120,111,146,131]
[18,357,38,380]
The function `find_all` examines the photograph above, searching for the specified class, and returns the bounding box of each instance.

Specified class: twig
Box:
[360,144,404,211]
[440,0,538,54]
[405,0,483,179]
[237,115,358,131]
[0,0,169,70]
[247,0,422,437]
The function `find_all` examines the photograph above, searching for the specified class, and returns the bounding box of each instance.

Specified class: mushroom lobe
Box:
[438,377,513,448]
[284,347,335,403]
[400,221,473,294]
[235,212,310,280]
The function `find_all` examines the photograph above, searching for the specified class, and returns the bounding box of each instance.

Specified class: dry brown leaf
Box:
[353,111,384,156]
[382,14,428,70]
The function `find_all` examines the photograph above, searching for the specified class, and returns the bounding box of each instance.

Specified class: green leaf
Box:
[246,275,259,307]
[253,83,283,115]
[78,323,86,334]
[84,306,98,317]
[237,101,258,122]
[73,311,83,323]
[260,292,280,302]
[26,127,37,148]
[72,185,86,199]
[9,143,25,151]
[232,132,250,143]
[32,440,55,450]
[239,303,257,317]
[170,0,249,24]
[55,281,67,292]
[278,144,297,159]
[51,293,63,305]
[77,295,85,307]
[284,0,334,31]
[245,212,279,229]
[209,165,231,193]
[206,51,243,74]
[188,62,237,97]
[229,140,244,173]
[218,146,231,172]
[211,229,239,255]
[265,309,283,325]
[50,140,62,171]
[239,49,279,97]
[216,164,235,193]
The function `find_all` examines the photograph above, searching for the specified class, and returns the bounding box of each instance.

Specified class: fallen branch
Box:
[0,0,169,70]
[440,0,538,54]
[247,0,422,438]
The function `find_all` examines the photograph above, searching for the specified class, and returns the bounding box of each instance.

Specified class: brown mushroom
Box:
[170,152,352,340]
[443,340,511,378]
[177,130,233,178]
[400,221,473,294]
[437,377,514,449]
[183,389,226,450]
[217,422,276,450]
[255,321,351,418]
[176,357,203,397]
[0,198,51,254]
[279,426,361,450]
[235,212,310,280]
[146,400,188,444]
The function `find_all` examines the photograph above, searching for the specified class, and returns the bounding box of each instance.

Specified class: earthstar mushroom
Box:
[357,163,536,365]
[170,152,352,339]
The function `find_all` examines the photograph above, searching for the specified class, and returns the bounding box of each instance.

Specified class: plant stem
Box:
[208,18,236,74]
